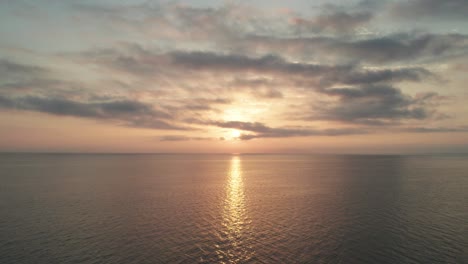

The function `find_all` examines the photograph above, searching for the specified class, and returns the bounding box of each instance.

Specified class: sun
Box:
[230,129,241,139]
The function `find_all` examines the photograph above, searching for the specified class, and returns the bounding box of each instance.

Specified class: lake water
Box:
[1,154,467,263]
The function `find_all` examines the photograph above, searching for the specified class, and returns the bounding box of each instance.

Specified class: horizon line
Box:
[1,151,467,156]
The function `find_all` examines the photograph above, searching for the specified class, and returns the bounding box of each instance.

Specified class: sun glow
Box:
[230,129,241,139]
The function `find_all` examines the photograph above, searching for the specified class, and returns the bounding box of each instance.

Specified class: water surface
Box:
[1,154,467,263]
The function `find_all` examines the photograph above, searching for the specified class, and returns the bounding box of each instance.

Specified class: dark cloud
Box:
[0,95,186,130]
[292,11,373,34]
[242,32,468,64]
[238,127,367,140]
[3,96,159,118]
[402,126,468,133]
[170,51,288,72]
[335,33,468,63]
[78,48,331,79]
[313,85,442,124]
[79,47,346,79]
[390,0,468,20]
[75,45,168,76]
[0,78,63,91]
[319,67,434,87]
[159,135,213,141]
[0,59,50,90]
[0,94,14,108]
[227,123,468,140]
[209,121,271,133]
[206,120,368,140]
[0,59,46,75]
[170,51,435,85]
[182,98,231,111]
[85,47,434,87]
[0,58,234,129]
[0,59,91,101]
[66,2,468,66]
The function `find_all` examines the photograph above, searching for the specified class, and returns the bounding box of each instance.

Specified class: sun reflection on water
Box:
[216,156,254,263]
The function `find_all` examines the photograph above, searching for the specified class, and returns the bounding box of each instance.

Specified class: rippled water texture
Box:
[1,154,467,263]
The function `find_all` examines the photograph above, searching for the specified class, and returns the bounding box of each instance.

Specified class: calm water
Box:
[0,154,467,263]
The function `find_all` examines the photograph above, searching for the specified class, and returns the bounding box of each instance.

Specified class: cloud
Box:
[335,33,468,63]
[0,59,92,102]
[0,95,187,130]
[209,120,271,133]
[205,120,368,140]
[159,135,214,141]
[390,0,468,20]
[402,126,468,133]
[312,85,443,124]
[169,50,436,89]
[169,51,361,86]
[318,67,434,87]
[71,2,263,45]
[78,47,435,88]
[238,127,368,140]
[2,1,465,144]
[181,98,232,111]
[0,59,50,91]
[67,46,445,129]
[0,57,238,129]
[60,2,468,66]
[0,96,158,118]
[0,59,46,76]
[292,11,373,34]
[229,77,284,98]
[242,32,468,64]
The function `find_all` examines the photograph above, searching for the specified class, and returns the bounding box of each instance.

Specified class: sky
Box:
[1,0,468,153]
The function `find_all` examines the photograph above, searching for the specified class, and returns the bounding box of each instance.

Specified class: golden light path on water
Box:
[216,156,254,263]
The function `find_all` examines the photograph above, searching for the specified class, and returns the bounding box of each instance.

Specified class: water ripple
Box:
[1,154,467,263]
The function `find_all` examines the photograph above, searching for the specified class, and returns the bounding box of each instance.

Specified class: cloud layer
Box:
[0,0,467,145]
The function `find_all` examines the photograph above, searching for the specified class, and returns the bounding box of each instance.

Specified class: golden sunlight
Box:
[216,156,254,262]
[230,129,241,139]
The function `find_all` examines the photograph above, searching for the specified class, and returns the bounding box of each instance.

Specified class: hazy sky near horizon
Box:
[1,0,468,153]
